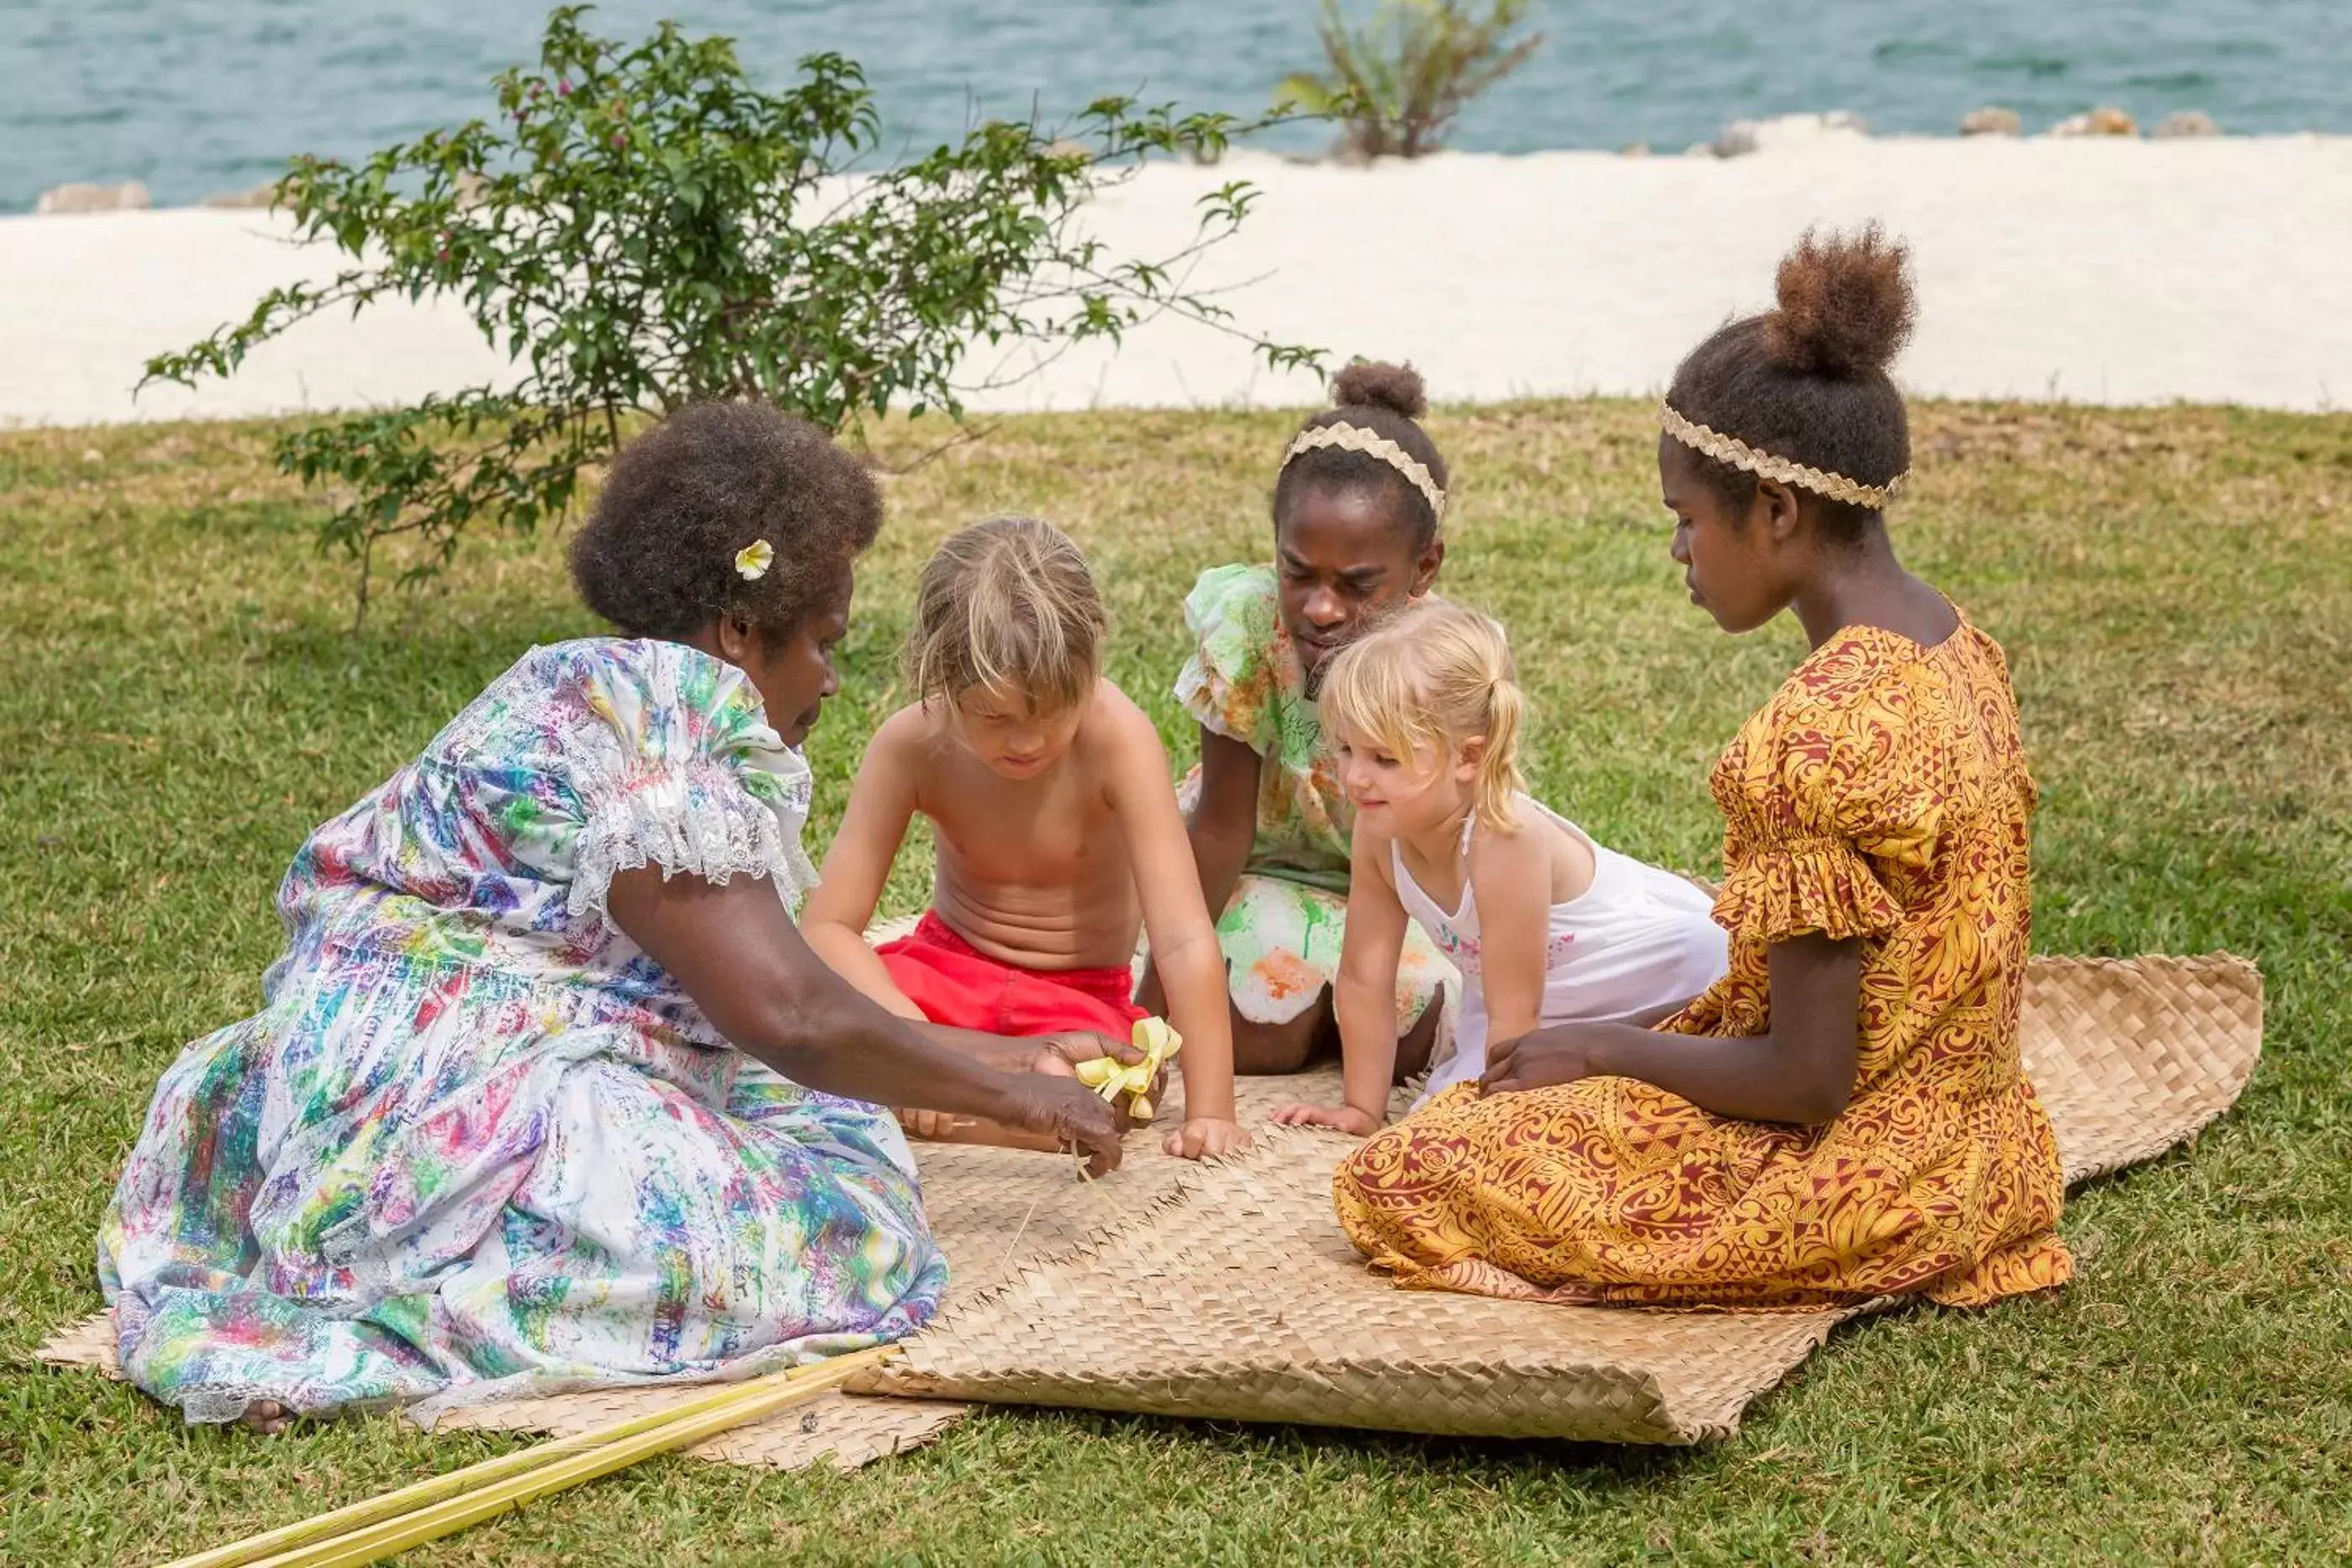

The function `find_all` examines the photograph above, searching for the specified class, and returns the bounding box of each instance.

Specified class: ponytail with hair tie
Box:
[1475,667,1527,835]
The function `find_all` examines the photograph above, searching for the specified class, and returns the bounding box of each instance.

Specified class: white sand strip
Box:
[3,134,2348,427]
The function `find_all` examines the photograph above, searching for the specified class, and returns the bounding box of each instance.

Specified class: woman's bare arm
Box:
[606,865,1125,1172]
[1481,933,1863,1125]
[1184,726,1262,931]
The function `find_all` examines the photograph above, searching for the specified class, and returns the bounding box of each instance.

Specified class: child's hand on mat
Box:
[1479,1026,1602,1096]
[1267,1102,1381,1136]
[1009,1076,1127,1176]
[1163,1116,1251,1160]
[897,1106,961,1141]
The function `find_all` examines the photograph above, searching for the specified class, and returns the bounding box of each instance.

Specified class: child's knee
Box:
[1231,1001,1329,1074]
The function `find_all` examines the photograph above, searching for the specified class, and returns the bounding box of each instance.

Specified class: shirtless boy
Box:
[802,517,1248,1160]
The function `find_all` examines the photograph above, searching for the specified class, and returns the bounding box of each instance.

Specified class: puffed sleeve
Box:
[1712,641,1949,943]
[1172,563,1284,753]
[508,639,820,922]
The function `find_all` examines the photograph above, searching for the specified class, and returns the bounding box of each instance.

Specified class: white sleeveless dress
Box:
[1394,796,1730,1105]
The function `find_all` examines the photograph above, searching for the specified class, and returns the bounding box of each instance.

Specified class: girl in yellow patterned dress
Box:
[1333,227,2073,1309]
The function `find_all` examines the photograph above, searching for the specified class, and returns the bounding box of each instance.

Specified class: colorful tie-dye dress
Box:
[1176,564,1457,1036]
[99,637,946,1426]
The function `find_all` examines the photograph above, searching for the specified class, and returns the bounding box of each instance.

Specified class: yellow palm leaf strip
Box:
[159,1345,900,1568]
[1657,401,1908,509]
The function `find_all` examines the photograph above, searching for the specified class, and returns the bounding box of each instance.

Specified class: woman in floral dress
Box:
[1335,230,2072,1309]
[100,403,1125,1429]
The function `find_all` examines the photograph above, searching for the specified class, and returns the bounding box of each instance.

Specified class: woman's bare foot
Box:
[241,1399,291,1434]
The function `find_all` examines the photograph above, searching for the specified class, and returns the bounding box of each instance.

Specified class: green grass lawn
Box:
[3,400,2348,1565]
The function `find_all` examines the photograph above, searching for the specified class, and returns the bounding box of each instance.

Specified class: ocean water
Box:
[3,0,2345,211]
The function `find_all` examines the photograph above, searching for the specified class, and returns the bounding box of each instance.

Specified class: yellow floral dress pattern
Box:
[1332,618,2074,1308]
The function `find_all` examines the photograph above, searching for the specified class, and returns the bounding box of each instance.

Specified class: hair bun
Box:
[1331,360,1429,420]
[1764,225,1915,379]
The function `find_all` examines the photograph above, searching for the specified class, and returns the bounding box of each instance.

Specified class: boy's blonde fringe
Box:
[906,517,1106,713]
[1319,600,1527,835]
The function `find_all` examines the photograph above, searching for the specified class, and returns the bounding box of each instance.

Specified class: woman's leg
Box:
[1219,877,1347,1074]
[102,1017,455,1426]
[1392,983,1448,1083]
[1231,991,1339,1074]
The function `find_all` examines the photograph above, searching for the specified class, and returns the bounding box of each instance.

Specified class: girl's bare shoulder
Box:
[1471,808,1593,905]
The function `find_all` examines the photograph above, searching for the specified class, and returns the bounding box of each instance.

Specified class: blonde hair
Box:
[906,517,1106,713]
[1318,600,1527,834]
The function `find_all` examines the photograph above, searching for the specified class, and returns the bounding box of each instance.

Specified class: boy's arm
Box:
[1136,723,1257,1015]
[800,713,928,1021]
[1100,695,1244,1153]
[1272,817,1406,1135]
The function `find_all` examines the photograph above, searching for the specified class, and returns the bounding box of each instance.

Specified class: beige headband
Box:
[1659,402,1907,510]
[1283,421,1446,521]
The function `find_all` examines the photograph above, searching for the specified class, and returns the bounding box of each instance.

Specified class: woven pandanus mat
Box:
[38,954,2260,1460]
[2015,955,2263,1180]
[860,953,2265,1445]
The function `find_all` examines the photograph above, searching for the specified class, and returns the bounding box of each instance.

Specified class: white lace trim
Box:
[569,772,816,922]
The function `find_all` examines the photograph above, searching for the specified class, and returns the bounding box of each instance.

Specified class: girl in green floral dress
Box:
[1142,364,1460,1078]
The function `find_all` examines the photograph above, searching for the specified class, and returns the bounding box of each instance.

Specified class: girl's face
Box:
[1661,438,1804,634]
[1275,485,1444,692]
[719,564,852,747]
[948,684,1089,779]
[1333,724,1479,843]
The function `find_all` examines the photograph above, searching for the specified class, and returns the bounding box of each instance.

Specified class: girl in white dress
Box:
[1271,600,1728,1135]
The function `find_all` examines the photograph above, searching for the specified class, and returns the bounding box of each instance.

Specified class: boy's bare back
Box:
[881,679,1157,972]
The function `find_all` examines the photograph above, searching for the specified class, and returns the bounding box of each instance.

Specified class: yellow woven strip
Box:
[160,1345,900,1568]
[1281,422,1447,518]
[1658,403,1905,509]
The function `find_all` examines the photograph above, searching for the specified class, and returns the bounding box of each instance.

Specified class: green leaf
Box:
[149,3,1326,616]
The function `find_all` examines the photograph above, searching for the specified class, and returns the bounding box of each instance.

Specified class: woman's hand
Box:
[1028,1029,1164,1130]
[1001,1074,1128,1177]
[1029,1029,1142,1077]
[1163,1116,1252,1161]
[1479,1023,1607,1096]
[1268,1101,1381,1137]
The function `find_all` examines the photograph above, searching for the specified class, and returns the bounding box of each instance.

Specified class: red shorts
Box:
[878,911,1145,1039]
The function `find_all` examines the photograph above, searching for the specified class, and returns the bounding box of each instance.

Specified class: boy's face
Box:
[948,683,1087,779]
[1276,485,1444,695]
[1332,723,1477,842]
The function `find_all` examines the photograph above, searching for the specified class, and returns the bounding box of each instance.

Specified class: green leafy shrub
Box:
[145,6,1320,618]
[1275,0,1545,161]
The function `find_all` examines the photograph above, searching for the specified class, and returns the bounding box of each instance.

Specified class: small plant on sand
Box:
[144,6,1320,620]
[1273,0,1544,161]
